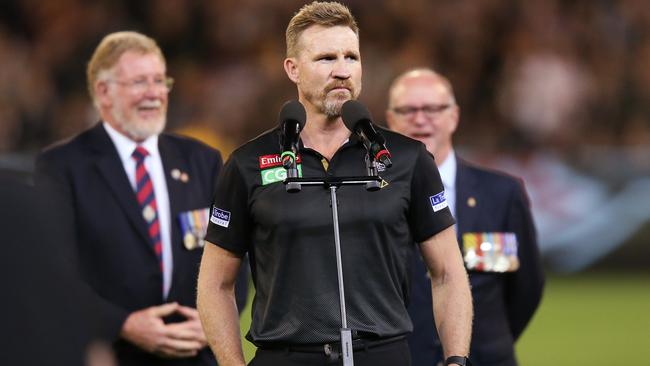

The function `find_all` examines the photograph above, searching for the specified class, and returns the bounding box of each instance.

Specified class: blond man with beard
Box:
[35,31,246,366]
[197,2,472,366]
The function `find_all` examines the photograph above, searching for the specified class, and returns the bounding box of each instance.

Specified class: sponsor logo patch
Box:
[259,154,302,169]
[259,154,302,185]
[210,207,231,228]
[429,191,448,212]
[261,165,302,185]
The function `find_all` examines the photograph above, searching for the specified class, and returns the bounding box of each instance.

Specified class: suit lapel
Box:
[158,135,190,298]
[89,124,153,248]
[158,136,186,231]
[455,158,480,239]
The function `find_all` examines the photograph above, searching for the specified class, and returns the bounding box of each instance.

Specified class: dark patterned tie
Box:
[132,146,163,272]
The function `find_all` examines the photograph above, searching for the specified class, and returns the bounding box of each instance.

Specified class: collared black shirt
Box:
[205,126,454,345]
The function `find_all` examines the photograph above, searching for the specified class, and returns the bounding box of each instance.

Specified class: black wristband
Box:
[445,355,471,366]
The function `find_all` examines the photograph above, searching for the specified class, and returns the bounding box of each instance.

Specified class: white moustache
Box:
[138,100,162,109]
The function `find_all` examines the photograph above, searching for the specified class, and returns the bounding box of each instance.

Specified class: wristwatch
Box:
[445,356,472,366]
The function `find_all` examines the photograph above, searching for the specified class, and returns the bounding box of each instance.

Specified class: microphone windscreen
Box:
[341,100,372,132]
[279,100,306,131]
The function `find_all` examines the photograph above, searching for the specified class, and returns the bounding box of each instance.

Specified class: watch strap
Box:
[445,355,471,366]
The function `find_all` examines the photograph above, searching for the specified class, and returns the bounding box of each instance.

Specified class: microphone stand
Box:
[283,155,382,366]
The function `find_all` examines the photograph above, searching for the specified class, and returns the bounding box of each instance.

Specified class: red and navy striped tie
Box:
[132,146,163,272]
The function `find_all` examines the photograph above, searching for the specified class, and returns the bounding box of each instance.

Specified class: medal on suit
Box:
[183,232,197,250]
[462,232,520,272]
[178,208,209,250]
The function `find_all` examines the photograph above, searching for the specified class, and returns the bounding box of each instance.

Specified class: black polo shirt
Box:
[205,126,454,345]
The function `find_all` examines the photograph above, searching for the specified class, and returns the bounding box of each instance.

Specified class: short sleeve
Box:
[408,145,456,242]
[205,155,252,256]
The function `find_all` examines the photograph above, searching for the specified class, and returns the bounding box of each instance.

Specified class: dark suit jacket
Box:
[1,172,123,366]
[407,158,544,366]
[35,123,233,366]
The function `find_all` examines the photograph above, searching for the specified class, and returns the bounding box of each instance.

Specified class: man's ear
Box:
[94,80,112,108]
[284,57,299,84]
[449,106,460,133]
[385,109,395,128]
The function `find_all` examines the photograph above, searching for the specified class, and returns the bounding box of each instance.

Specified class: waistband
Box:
[259,334,406,355]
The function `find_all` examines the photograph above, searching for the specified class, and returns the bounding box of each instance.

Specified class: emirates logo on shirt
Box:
[258,154,303,185]
[259,154,302,169]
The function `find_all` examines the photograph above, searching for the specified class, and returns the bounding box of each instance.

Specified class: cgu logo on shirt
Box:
[258,154,302,185]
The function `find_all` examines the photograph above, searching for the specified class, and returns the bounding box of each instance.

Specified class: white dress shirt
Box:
[103,122,173,299]
[437,150,457,219]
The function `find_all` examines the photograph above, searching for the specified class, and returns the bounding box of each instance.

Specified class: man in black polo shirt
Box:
[197,2,473,366]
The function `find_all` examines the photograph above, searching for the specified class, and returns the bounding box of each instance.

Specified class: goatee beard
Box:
[323,99,343,118]
[112,108,165,141]
[323,91,352,118]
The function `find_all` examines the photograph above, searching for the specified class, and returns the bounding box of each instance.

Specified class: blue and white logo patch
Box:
[429,191,448,212]
[210,207,231,228]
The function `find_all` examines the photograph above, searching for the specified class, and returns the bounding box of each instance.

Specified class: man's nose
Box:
[332,58,351,79]
[143,82,164,98]
[412,109,430,126]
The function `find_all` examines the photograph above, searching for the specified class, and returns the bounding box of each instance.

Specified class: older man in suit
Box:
[386,68,545,366]
[36,31,245,365]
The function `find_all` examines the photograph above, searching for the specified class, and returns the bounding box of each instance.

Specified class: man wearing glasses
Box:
[35,31,242,365]
[387,68,544,366]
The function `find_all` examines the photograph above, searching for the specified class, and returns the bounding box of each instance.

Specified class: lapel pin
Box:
[467,197,477,208]
[171,169,181,180]
[180,172,189,183]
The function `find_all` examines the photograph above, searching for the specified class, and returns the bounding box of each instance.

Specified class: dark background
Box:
[2,0,648,271]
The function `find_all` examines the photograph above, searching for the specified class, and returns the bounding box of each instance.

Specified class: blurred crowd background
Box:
[1,1,649,364]
[1,0,649,271]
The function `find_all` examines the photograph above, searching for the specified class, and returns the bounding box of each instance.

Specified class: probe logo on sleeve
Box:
[210,207,231,228]
[429,191,448,212]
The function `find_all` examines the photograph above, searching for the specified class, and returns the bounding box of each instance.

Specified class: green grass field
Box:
[516,272,650,365]
[238,271,650,364]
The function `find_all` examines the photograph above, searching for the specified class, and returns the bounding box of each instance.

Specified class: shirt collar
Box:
[103,121,159,161]
[437,149,457,191]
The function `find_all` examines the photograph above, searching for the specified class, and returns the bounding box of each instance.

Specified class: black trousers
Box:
[249,338,411,366]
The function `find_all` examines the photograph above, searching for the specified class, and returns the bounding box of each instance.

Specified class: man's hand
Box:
[120,302,205,358]
[174,305,208,347]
